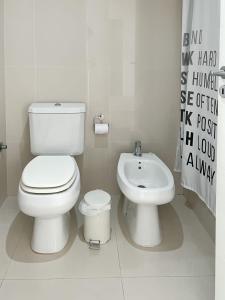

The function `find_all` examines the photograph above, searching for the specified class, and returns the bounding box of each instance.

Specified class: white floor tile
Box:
[0,197,20,226]
[116,196,215,277]
[0,195,215,300]
[123,276,214,300]
[6,210,121,279]
[0,196,19,212]
[0,278,125,300]
[0,197,25,278]
[0,226,14,278]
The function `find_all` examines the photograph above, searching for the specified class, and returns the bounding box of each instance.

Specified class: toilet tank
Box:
[28,102,86,155]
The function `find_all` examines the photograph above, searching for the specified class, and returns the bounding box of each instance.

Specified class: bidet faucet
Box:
[134,141,142,156]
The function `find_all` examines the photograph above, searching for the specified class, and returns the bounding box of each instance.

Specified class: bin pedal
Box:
[89,239,101,250]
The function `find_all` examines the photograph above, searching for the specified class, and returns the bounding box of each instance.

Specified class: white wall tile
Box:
[5,67,35,142]
[6,141,32,196]
[36,67,87,100]
[35,0,86,67]
[4,0,34,67]
[4,0,183,197]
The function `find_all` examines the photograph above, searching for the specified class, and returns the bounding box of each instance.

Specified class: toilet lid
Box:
[21,156,77,189]
[20,173,76,194]
[84,190,111,209]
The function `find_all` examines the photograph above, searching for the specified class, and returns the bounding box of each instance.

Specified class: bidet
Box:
[117,153,175,247]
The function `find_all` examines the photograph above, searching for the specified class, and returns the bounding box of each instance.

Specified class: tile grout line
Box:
[33,0,38,99]
[113,198,126,300]
[0,276,124,281]
[120,274,215,279]
[2,274,215,281]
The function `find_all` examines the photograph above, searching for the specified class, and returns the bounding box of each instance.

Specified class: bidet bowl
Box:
[117,153,175,205]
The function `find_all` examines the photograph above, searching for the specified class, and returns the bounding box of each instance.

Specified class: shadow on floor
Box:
[6,209,78,263]
[118,197,184,252]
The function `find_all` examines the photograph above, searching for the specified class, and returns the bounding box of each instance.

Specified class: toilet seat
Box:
[20,174,76,194]
[20,155,78,194]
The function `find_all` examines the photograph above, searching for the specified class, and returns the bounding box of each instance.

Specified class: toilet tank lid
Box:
[28,102,86,114]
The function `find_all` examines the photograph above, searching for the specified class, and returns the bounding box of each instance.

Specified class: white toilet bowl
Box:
[18,102,86,254]
[18,155,80,253]
[117,153,175,247]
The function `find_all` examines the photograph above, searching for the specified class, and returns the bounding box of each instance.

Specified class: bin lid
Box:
[84,189,111,209]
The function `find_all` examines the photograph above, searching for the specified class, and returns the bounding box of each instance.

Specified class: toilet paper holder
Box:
[94,113,105,124]
[93,113,109,134]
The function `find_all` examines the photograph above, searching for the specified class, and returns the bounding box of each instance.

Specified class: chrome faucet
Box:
[134,141,142,156]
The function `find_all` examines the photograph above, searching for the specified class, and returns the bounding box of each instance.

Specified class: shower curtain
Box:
[175,0,220,215]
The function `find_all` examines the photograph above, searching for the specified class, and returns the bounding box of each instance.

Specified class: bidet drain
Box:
[137,185,146,188]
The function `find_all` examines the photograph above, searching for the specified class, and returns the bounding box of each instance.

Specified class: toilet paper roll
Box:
[94,123,109,135]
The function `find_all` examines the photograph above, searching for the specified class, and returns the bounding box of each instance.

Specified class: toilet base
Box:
[31,212,70,254]
[124,197,161,247]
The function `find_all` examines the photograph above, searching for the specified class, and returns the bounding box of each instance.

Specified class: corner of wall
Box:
[184,189,215,242]
[0,0,7,207]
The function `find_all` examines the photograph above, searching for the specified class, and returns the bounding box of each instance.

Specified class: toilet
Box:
[18,102,85,254]
[117,153,175,247]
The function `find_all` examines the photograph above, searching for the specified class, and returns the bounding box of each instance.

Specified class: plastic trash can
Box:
[79,189,111,245]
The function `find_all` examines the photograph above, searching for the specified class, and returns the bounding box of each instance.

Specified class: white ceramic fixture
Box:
[79,189,111,245]
[117,153,175,247]
[18,102,85,254]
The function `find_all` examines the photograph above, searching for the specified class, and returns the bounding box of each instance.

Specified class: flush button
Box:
[54,102,62,106]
